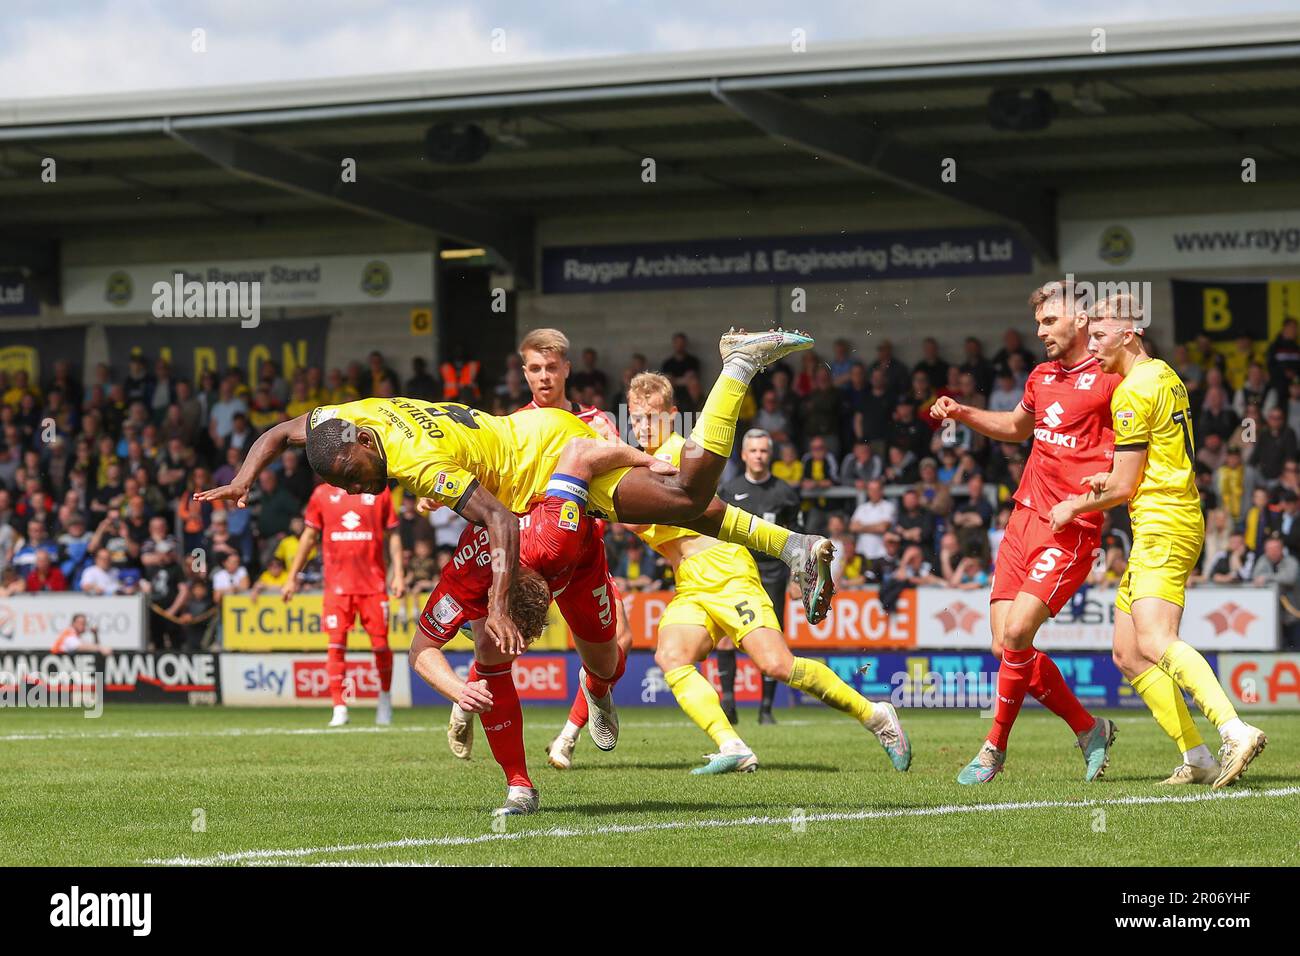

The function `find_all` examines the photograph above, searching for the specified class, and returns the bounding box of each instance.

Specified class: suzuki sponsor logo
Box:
[340,510,361,531]
[1043,401,1065,428]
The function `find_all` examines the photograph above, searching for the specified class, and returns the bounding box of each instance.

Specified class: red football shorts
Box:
[322,592,389,639]
[527,499,617,646]
[990,506,1099,616]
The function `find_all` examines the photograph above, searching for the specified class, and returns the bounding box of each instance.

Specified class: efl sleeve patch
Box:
[558,500,581,531]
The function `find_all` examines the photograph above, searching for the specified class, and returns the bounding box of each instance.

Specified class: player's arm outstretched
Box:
[1048,447,1147,531]
[196,414,309,507]
[929,395,1034,442]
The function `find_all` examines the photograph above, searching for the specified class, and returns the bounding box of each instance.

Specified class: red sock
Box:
[327,642,347,706]
[567,688,590,728]
[371,638,393,692]
[988,647,1035,751]
[471,661,532,789]
[1028,651,1095,735]
[584,645,627,699]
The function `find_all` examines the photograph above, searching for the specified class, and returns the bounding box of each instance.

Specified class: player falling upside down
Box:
[197,329,839,679]
[438,327,636,769]
[625,373,911,774]
[283,483,403,727]
[409,437,661,814]
[1049,293,1267,789]
[931,279,1118,784]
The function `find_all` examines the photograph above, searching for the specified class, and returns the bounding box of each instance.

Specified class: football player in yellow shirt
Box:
[198,329,837,658]
[1050,294,1267,788]
[621,373,911,774]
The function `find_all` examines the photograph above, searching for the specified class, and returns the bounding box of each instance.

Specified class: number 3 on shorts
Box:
[1029,547,1064,582]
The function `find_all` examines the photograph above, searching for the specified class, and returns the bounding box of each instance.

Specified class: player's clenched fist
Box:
[930,395,961,421]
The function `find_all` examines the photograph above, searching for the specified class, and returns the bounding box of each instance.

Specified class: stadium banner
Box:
[0,593,144,650]
[408,650,1168,709]
[0,271,41,316]
[1219,653,1300,711]
[1060,210,1300,273]
[219,652,411,707]
[62,252,435,314]
[615,588,917,650]
[0,323,88,385]
[541,226,1031,294]
[915,586,1278,651]
[1170,278,1299,344]
[105,314,330,385]
[410,650,801,709]
[220,592,570,652]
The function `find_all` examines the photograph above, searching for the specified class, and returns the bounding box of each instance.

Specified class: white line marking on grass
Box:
[145,785,1300,866]
[0,717,802,744]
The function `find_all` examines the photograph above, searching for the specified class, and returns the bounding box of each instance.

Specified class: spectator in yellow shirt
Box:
[772,442,804,487]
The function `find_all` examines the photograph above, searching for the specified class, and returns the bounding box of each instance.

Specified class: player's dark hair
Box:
[305,417,353,478]
[509,567,553,643]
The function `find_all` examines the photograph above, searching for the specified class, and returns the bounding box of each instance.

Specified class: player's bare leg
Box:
[656,625,758,774]
[1111,606,1218,784]
[741,629,911,771]
[548,601,633,769]
[1129,598,1266,788]
[962,593,1113,784]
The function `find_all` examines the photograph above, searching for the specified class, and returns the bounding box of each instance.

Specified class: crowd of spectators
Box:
[5,319,1300,649]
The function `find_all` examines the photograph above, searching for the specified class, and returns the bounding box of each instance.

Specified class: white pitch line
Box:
[145,785,1300,867]
[0,718,811,743]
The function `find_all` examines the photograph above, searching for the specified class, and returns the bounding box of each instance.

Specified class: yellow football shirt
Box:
[1110,358,1202,536]
[309,398,620,516]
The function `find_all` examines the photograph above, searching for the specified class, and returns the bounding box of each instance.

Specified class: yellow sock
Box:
[1158,641,1239,729]
[689,375,749,457]
[1131,664,1203,751]
[788,658,874,723]
[665,664,741,748]
[716,504,793,562]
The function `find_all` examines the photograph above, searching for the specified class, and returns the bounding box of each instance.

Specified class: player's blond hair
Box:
[627,371,675,410]
[518,328,570,359]
[1088,293,1144,326]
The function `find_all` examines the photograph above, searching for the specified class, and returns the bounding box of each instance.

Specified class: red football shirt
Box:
[303,485,396,595]
[1014,356,1121,531]
[418,498,600,642]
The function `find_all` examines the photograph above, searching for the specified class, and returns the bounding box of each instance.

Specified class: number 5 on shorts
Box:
[1029,548,1064,582]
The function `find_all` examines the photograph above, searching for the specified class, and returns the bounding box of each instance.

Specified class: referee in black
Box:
[717,427,802,724]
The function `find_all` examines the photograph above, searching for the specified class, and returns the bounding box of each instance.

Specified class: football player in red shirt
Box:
[411,434,672,816]
[445,327,636,772]
[931,280,1119,784]
[285,484,404,727]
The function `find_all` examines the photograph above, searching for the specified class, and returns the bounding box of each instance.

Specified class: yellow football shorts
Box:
[1115,527,1203,614]
[512,407,631,520]
[658,542,780,645]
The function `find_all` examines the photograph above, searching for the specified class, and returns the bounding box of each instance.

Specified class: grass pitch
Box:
[2,704,1296,867]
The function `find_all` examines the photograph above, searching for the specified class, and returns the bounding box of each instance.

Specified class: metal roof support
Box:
[711,86,1056,262]
[163,125,535,287]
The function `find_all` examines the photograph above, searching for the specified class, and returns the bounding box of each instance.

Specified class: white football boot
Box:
[328,704,349,728]
[375,691,393,726]
[545,734,577,770]
[447,703,474,759]
[492,786,540,817]
[718,327,815,373]
[579,668,619,751]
